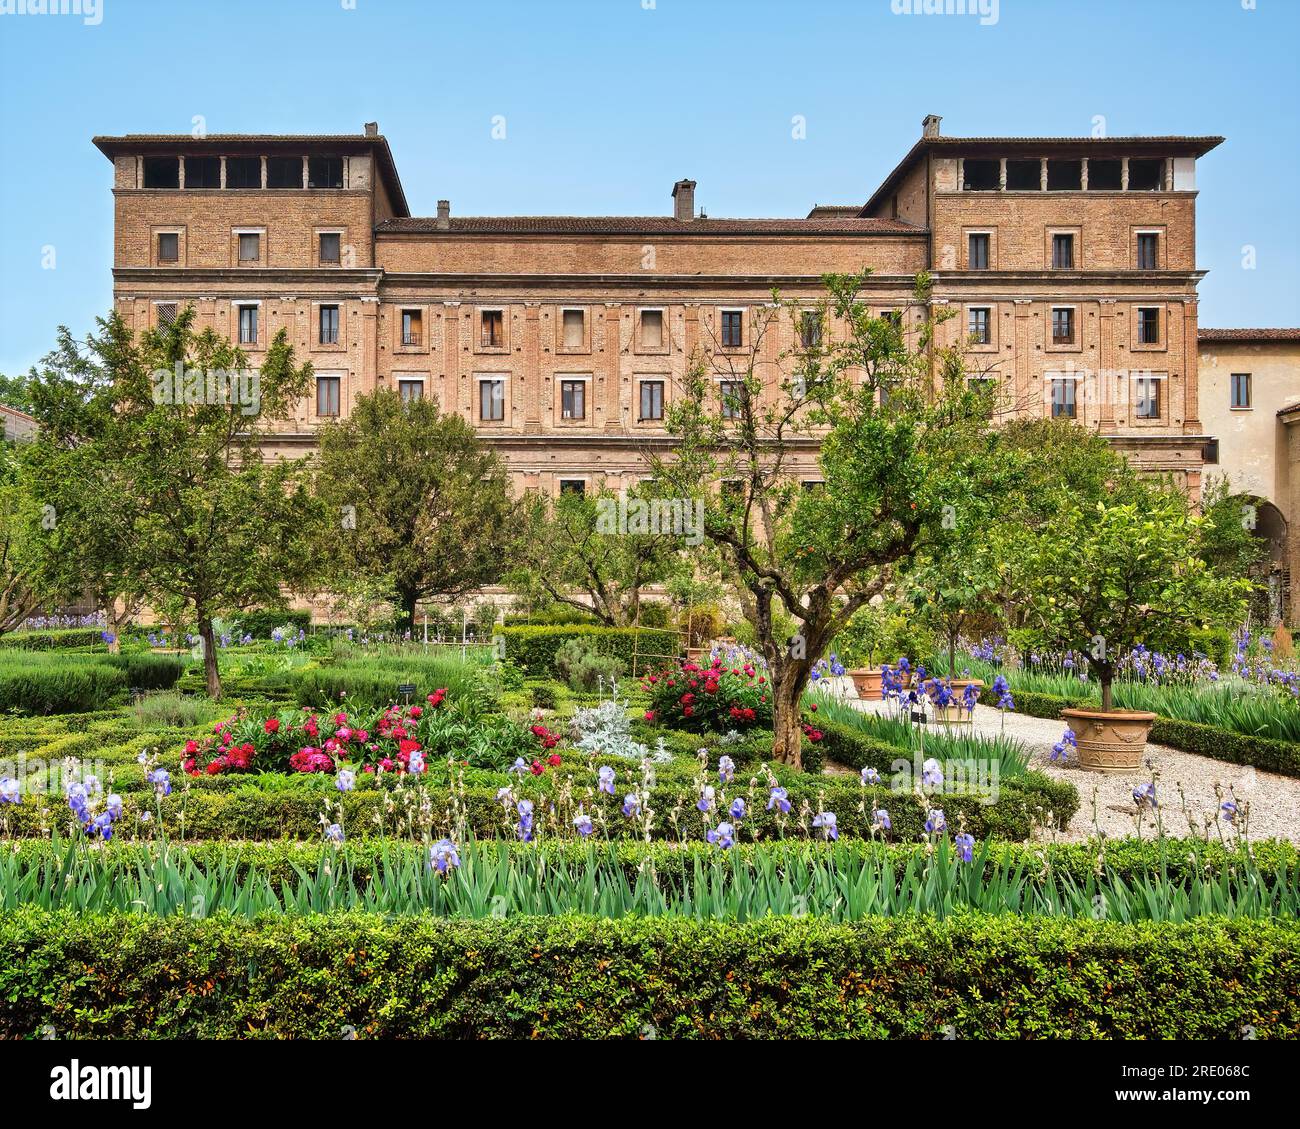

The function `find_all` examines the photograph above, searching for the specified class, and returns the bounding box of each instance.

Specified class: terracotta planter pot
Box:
[685,646,714,665]
[848,668,883,700]
[1061,707,1157,772]
[930,703,973,725]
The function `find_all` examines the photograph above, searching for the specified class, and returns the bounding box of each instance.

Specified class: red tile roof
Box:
[1199,328,1300,342]
[376,215,922,236]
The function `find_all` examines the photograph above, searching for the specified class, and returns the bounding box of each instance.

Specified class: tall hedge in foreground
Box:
[1,909,1295,1039]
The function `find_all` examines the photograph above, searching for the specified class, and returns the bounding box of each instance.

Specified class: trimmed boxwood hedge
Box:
[1,908,1295,1038]
[0,654,127,714]
[0,627,104,651]
[229,609,313,639]
[979,687,1300,778]
[497,625,679,677]
[0,764,1077,842]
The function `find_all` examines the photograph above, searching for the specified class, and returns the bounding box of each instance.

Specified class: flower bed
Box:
[642,656,773,731]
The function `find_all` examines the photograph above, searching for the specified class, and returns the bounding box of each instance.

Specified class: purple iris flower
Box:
[324,823,345,844]
[861,767,880,786]
[574,810,594,837]
[706,822,735,849]
[148,768,171,797]
[874,808,892,831]
[767,786,790,814]
[106,794,123,819]
[0,777,19,804]
[622,793,640,818]
[336,769,356,792]
[922,758,944,790]
[429,838,461,873]
[697,785,715,813]
[812,811,838,841]
[729,797,746,820]
[925,808,946,834]
[598,766,616,795]
[954,832,975,862]
[718,755,735,784]
[1132,782,1158,809]
[516,798,535,842]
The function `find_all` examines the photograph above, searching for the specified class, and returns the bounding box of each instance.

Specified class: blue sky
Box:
[1,0,1297,375]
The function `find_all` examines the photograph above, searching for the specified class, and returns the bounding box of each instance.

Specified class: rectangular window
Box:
[968,232,990,270]
[237,305,258,345]
[308,156,344,189]
[142,156,179,188]
[1202,439,1220,465]
[316,375,341,418]
[157,232,179,262]
[968,307,991,345]
[719,380,747,420]
[800,311,822,349]
[1231,372,1252,410]
[238,232,260,262]
[319,305,339,345]
[961,159,998,191]
[560,380,586,420]
[481,310,504,348]
[319,232,341,264]
[1051,307,1075,345]
[1088,159,1123,190]
[185,156,220,188]
[639,380,664,421]
[1046,159,1083,191]
[559,479,586,497]
[881,310,903,329]
[640,309,664,348]
[1137,232,1159,270]
[479,378,505,421]
[1137,307,1161,345]
[1051,233,1074,269]
[1006,159,1040,191]
[398,379,423,404]
[1135,375,1161,419]
[401,309,422,347]
[561,309,584,348]
[267,156,303,189]
[1050,377,1077,419]
[721,310,743,348]
[225,156,261,189]
[1128,158,1165,191]
[156,302,178,327]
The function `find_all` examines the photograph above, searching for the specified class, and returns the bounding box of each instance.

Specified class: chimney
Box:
[922,114,942,139]
[364,121,379,138]
[436,200,450,230]
[672,178,696,222]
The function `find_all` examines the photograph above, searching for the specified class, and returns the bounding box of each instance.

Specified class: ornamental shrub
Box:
[553,638,625,692]
[642,656,773,732]
[497,625,678,677]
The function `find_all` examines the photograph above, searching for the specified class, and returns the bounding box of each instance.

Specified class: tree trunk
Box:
[1101,673,1113,713]
[399,589,418,634]
[770,662,811,771]
[948,627,957,678]
[198,616,222,700]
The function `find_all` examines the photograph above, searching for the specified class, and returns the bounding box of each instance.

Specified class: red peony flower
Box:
[683,705,694,717]
[205,760,223,775]
[547,753,562,767]
[184,740,199,755]
[264,718,280,735]
[644,710,655,721]
[530,760,544,776]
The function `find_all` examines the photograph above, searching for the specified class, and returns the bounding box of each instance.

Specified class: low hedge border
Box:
[2,908,1295,1038]
[0,767,1075,842]
[497,625,679,678]
[980,688,1300,778]
[0,628,104,651]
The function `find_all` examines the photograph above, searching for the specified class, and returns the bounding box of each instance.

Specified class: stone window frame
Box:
[475,307,510,355]
[1130,304,1166,352]
[716,375,749,420]
[1044,370,1081,421]
[153,227,185,267]
[634,374,669,427]
[963,303,997,352]
[315,227,347,268]
[635,307,670,356]
[1133,227,1165,271]
[393,305,430,354]
[554,373,593,425]
[151,299,181,330]
[231,226,266,268]
[555,307,592,355]
[312,301,346,353]
[1229,372,1253,411]
[717,307,747,352]
[394,373,427,405]
[1046,304,1082,353]
[557,475,590,498]
[1128,369,1167,425]
[475,373,510,426]
[1046,227,1081,271]
[963,228,995,271]
[230,299,263,349]
[315,370,345,419]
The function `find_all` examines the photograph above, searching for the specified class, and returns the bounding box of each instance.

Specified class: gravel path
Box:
[823,680,1300,844]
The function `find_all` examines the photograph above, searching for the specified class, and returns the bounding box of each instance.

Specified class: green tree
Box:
[0,372,35,416]
[18,311,321,696]
[653,272,1006,769]
[1199,474,1269,582]
[0,440,40,634]
[513,481,687,627]
[1003,482,1249,712]
[314,389,518,630]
